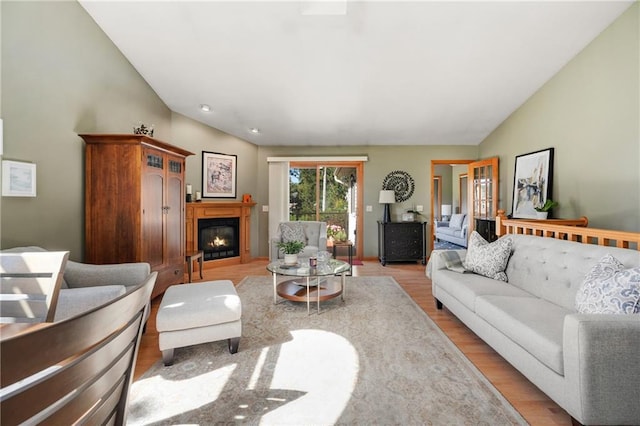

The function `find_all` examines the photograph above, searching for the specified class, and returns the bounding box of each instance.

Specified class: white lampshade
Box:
[441,204,452,216]
[379,190,396,204]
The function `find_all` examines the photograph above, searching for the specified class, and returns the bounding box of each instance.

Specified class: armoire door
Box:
[165,155,185,273]
[142,148,166,270]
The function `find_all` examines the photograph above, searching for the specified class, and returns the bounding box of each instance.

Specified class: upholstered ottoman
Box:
[157,280,242,366]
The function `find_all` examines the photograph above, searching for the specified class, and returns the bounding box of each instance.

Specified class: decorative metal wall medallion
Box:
[382,170,415,202]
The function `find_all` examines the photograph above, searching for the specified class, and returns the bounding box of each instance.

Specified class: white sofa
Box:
[3,246,152,321]
[434,213,469,247]
[428,234,640,425]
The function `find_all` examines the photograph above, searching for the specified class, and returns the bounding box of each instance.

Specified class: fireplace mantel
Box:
[186,201,256,268]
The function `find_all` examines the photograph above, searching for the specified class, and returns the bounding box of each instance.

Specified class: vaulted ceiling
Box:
[79,1,633,146]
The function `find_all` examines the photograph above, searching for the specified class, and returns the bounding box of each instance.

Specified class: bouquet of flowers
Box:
[327,224,347,242]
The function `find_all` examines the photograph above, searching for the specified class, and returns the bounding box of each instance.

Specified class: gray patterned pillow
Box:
[575,254,640,314]
[463,231,512,282]
[280,222,307,244]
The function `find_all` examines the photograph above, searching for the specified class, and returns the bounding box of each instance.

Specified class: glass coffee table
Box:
[266,259,351,314]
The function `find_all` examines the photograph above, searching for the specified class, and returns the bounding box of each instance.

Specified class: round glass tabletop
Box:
[266,258,350,277]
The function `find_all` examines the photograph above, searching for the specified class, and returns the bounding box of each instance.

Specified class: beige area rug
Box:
[127,276,526,425]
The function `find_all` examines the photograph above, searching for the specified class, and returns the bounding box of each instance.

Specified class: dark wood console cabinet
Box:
[378,221,426,266]
[474,218,497,242]
[80,134,194,299]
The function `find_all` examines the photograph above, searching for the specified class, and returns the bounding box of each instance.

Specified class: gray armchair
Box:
[2,246,152,321]
[270,221,327,261]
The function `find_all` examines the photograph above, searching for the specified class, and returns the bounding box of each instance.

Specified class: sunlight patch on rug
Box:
[129,364,236,424]
[262,329,358,424]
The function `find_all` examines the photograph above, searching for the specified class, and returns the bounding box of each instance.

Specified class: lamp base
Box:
[382,204,391,223]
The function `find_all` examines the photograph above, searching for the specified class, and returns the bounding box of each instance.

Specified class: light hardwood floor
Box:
[135,259,572,425]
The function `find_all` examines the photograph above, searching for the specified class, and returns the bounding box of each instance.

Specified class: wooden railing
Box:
[495,210,640,251]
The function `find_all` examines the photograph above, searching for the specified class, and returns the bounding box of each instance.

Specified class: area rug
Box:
[434,240,466,250]
[127,276,526,425]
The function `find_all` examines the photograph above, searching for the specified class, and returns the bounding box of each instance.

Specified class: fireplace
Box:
[198,217,240,261]
[186,201,255,267]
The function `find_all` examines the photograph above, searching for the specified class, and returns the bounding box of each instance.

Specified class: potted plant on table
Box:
[534,199,558,219]
[277,240,305,265]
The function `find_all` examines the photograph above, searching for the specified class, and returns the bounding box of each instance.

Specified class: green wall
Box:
[479,2,639,231]
[0,1,172,259]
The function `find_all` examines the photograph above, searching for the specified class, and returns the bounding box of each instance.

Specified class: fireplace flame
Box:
[209,236,226,247]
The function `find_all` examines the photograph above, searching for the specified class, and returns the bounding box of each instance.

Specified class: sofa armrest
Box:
[64,261,150,288]
[563,314,640,425]
[435,221,450,228]
[54,286,127,321]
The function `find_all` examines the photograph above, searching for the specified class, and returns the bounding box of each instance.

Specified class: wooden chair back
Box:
[0,251,69,323]
[0,271,157,425]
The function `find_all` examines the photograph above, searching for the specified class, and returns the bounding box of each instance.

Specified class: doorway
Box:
[429,158,500,253]
[430,160,473,252]
[289,161,363,259]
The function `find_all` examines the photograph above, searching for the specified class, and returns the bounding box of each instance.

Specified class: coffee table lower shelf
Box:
[276,279,343,303]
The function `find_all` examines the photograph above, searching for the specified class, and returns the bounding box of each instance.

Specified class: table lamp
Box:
[441,204,452,221]
[379,190,396,223]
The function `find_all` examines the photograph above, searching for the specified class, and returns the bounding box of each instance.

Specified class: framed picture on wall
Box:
[201,151,237,198]
[511,148,554,219]
[2,160,37,197]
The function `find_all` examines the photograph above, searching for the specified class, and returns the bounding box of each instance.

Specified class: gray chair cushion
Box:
[55,285,127,321]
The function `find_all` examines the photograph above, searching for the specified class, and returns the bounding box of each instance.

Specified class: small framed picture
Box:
[201,151,237,198]
[2,160,36,197]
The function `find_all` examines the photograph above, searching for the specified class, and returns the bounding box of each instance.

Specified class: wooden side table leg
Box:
[198,252,203,279]
[187,257,193,283]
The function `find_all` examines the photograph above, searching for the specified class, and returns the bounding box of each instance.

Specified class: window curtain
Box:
[268,161,289,258]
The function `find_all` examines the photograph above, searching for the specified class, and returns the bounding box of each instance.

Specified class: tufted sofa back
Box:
[503,234,640,310]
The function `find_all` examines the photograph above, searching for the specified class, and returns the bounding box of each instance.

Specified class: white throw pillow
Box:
[280,222,307,244]
[575,254,640,314]
[463,231,512,282]
[449,214,465,230]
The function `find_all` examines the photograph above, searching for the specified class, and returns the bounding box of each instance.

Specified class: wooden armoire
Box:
[80,134,194,298]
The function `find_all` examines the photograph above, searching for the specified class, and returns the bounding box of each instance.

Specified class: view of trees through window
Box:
[289,166,353,241]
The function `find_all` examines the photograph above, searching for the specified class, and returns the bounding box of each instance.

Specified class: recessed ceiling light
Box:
[249,128,260,134]
[200,104,212,112]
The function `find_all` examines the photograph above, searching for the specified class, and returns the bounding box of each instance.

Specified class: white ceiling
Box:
[79,1,633,146]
